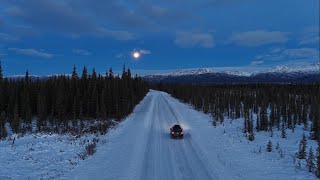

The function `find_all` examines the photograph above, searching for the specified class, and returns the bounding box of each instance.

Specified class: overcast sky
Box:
[0,0,319,75]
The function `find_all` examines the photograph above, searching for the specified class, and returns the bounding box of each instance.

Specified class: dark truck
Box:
[170,124,184,139]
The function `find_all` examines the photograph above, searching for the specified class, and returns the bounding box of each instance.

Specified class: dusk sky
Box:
[0,0,319,76]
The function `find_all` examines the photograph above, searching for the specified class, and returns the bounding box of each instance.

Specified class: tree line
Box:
[0,64,149,138]
[156,83,319,141]
[156,83,320,177]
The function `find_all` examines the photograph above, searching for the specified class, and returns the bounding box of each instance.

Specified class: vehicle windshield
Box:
[173,125,182,131]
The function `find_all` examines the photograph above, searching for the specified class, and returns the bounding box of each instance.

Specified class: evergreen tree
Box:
[0,111,7,139]
[121,64,127,80]
[24,94,32,125]
[25,69,29,82]
[281,121,286,138]
[100,88,107,119]
[82,66,88,79]
[276,142,280,150]
[256,114,260,132]
[37,92,46,131]
[108,68,114,80]
[127,68,131,78]
[267,140,272,152]
[297,133,307,159]
[72,65,78,79]
[310,97,319,140]
[12,101,20,133]
[92,68,97,80]
[317,142,320,177]
[306,147,315,172]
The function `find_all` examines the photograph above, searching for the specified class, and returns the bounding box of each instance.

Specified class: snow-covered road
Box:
[140,94,214,180]
[67,90,316,180]
[67,90,216,180]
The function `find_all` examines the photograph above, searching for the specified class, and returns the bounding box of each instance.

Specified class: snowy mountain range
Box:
[143,63,320,84]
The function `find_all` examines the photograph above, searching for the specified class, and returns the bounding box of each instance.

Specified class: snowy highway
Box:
[140,94,214,180]
[67,90,317,180]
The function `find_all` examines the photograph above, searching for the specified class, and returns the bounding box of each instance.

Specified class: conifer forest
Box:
[0,64,149,138]
[157,84,320,142]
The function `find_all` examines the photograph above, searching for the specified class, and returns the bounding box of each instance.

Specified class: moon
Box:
[133,51,140,59]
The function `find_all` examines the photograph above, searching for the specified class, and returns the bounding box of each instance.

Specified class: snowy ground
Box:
[0,133,102,179]
[1,90,317,179]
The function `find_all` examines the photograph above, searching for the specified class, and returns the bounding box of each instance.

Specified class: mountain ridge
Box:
[143,63,320,84]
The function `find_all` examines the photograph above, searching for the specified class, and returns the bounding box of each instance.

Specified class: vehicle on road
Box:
[170,124,184,139]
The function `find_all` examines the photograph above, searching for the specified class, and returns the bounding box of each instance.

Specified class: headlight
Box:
[171,132,174,134]
[181,132,184,134]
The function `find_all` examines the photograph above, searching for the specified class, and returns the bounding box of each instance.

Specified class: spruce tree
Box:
[317,142,320,177]
[121,64,127,80]
[37,92,46,131]
[281,121,286,138]
[12,101,20,133]
[24,94,32,129]
[108,68,114,80]
[92,68,97,80]
[248,117,255,141]
[100,88,107,119]
[82,66,88,79]
[72,97,77,121]
[25,69,29,82]
[306,147,315,172]
[310,97,319,140]
[0,111,7,139]
[256,114,260,132]
[297,133,307,159]
[267,140,272,152]
[127,68,131,78]
[72,65,78,79]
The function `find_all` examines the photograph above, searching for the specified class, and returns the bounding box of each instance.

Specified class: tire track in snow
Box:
[159,95,215,180]
[160,94,217,180]
[159,96,195,180]
[140,94,176,180]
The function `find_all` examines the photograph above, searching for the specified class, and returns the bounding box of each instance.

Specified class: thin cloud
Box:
[175,32,215,48]
[299,26,320,45]
[8,48,54,58]
[250,60,264,66]
[115,48,151,60]
[253,47,319,65]
[115,53,126,59]
[4,0,137,41]
[72,49,92,56]
[139,49,151,55]
[0,33,18,41]
[227,30,289,47]
[95,28,135,41]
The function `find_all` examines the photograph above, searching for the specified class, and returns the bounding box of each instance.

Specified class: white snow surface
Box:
[147,63,320,77]
[0,133,99,179]
[157,68,252,77]
[259,63,320,74]
[64,90,317,180]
